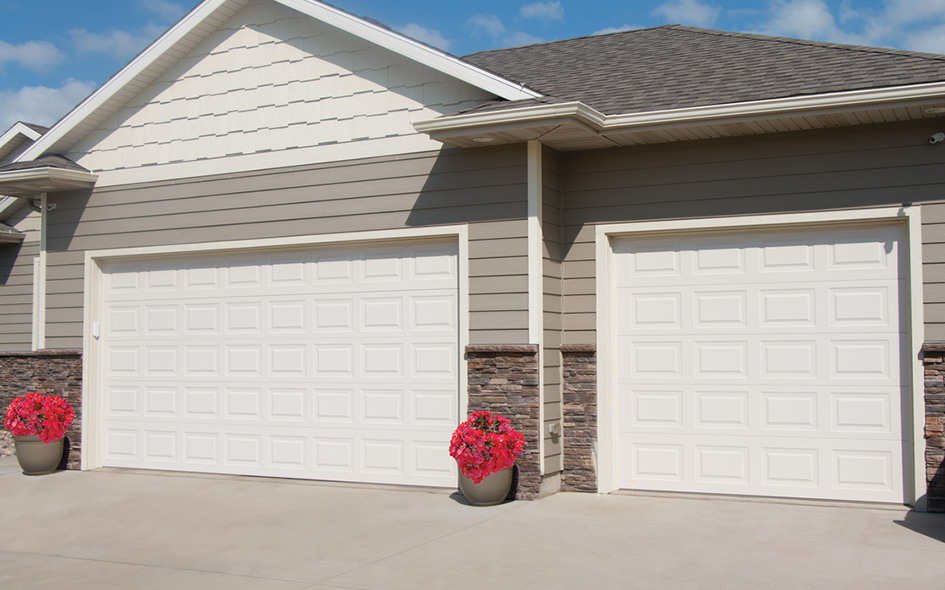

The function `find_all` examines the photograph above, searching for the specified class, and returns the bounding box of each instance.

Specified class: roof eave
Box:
[416,81,945,149]
[0,229,25,244]
[0,167,99,198]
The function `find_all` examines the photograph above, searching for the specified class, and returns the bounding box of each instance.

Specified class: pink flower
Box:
[4,393,74,443]
[449,411,525,483]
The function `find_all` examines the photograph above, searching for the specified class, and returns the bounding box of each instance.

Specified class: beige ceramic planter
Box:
[13,436,63,475]
[458,467,513,506]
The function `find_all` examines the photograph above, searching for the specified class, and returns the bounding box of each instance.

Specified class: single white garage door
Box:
[98,239,459,487]
[613,223,909,502]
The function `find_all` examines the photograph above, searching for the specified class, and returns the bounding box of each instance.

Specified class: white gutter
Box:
[0,167,98,186]
[415,80,945,136]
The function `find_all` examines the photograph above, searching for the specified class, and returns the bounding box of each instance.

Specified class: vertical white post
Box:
[527,140,544,475]
[37,193,47,350]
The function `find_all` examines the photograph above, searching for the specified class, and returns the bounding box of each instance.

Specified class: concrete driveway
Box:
[2,456,945,590]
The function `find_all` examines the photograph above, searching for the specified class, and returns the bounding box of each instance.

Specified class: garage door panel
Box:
[99,240,459,487]
[614,223,909,503]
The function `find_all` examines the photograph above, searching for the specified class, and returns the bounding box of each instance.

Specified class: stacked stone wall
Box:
[0,351,83,469]
[924,344,945,511]
[561,345,597,492]
[466,345,541,499]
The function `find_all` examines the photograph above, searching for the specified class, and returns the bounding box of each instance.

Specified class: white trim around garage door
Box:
[81,225,470,474]
[595,207,926,510]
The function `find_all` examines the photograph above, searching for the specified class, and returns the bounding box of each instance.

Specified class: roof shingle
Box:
[462,25,945,115]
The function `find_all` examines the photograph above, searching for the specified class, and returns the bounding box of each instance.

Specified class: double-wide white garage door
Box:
[613,222,909,503]
[98,240,460,487]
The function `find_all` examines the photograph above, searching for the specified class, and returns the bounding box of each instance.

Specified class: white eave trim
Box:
[20,0,539,162]
[0,122,43,148]
[415,80,945,136]
[0,167,98,187]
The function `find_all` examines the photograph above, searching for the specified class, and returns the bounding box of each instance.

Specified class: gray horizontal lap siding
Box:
[559,119,945,343]
[43,146,530,349]
[0,239,37,352]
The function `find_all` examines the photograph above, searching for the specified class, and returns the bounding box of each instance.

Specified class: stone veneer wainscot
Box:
[0,350,83,469]
[561,345,597,493]
[465,345,542,499]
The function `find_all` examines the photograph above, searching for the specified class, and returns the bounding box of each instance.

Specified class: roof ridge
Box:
[667,24,945,62]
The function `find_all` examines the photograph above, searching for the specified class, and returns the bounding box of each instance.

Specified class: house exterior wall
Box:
[557,118,945,504]
[542,145,564,474]
[67,0,494,183]
[0,207,39,352]
[560,119,945,343]
[42,145,530,349]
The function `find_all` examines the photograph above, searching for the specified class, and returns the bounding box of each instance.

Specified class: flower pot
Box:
[458,467,513,506]
[13,435,64,476]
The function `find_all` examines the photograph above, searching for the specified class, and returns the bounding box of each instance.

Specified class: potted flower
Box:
[4,392,75,475]
[449,411,525,506]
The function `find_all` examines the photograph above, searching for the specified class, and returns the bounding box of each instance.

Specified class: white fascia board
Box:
[20,0,539,164]
[279,0,541,101]
[0,122,43,148]
[18,0,233,163]
[416,80,945,137]
[415,102,606,134]
[604,80,945,128]
[0,167,98,187]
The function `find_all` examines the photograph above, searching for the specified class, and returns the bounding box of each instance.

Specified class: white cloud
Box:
[752,0,865,44]
[141,0,187,22]
[69,25,164,60]
[885,0,945,25]
[652,0,722,27]
[593,24,643,35]
[505,31,544,46]
[0,40,62,73]
[467,14,507,38]
[396,23,452,50]
[0,79,96,132]
[520,1,564,22]
[466,13,543,47]
[901,22,945,53]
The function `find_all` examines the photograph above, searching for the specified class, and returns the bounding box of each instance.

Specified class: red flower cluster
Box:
[449,411,525,483]
[4,392,75,444]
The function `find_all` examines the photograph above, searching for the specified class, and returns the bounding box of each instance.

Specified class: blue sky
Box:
[2,0,945,132]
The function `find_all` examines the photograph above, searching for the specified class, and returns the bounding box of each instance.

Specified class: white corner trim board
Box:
[595,207,926,509]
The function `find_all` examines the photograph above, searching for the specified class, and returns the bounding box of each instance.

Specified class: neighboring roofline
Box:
[18,0,540,163]
[416,80,945,138]
[0,122,44,147]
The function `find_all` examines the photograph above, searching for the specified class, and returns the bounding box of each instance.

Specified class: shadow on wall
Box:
[42,188,92,254]
[0,241,23,284]
[406,144,528,228]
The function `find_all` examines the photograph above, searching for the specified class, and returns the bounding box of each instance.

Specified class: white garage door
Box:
[98,240,460,487]
[613,223,909,502]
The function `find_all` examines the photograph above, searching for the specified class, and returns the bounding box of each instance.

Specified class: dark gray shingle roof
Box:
[462,25,945,115]
[0,154,88,174]
[20,122,49,135]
